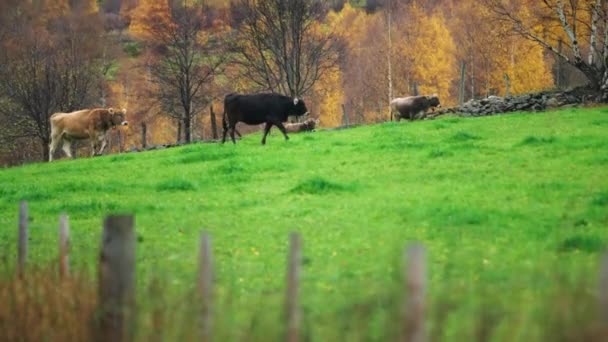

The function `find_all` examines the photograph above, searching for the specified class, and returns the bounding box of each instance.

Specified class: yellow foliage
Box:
[129,0,172,40]
[327,3,373,51]
[395,3,457,103]
[325,4,384,124]
[80,0,98,13]
[39,0,70,21]
[313,67,344,128]
[448,0,554,98]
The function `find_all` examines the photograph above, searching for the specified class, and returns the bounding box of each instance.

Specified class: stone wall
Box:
[431,87,603,118]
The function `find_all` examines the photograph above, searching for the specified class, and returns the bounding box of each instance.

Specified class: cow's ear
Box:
[293,98,299,106]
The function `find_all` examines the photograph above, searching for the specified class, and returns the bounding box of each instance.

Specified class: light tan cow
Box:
[390,95,441,121]
[49,108,128,161]
[285,117,319,133]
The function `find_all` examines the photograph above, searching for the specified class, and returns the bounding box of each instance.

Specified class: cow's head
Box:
[427,95,441,110]
[291,97,309,117]
[109,108,129,126]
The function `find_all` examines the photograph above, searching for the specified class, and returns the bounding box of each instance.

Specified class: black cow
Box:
[222,93,309,144]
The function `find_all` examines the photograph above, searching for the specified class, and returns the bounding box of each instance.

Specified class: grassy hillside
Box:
[1,107,607,340]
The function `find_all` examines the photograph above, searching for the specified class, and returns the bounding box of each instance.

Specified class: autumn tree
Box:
[446,0,552,99]
[147,5,224,143]
[129,0,173,39]
[326,4,387,124]
[484,0,608,97]
[231,0,340,97]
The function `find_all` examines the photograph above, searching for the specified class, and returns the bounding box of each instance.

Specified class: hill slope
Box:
[1,107,607,339]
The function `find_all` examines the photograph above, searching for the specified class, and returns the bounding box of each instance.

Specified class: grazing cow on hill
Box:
[49,108,128,161]
[390,95,441,121]
[285,117,319,133]
[222,93,309,144]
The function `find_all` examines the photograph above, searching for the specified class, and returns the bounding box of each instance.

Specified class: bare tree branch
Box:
[231,0,339,97]
[147,6,225,143]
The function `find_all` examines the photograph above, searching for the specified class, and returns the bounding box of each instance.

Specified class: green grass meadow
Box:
[1,107,608,340]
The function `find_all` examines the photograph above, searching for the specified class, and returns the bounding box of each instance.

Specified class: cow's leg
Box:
[97,134,108,155]
[90,138,98,157]
[61,139,73,159]
[229,125,237,144]
[222,125,228,143]
[49,135,61,162]
[415,110,425,120]
[260,122,272,145]
[274,122,289,141]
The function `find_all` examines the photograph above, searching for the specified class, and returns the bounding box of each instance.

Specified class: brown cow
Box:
[390,95,441,121]
[49,108,128,161]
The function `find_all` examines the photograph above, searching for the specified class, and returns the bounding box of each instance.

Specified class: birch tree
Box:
[485,0,608,95]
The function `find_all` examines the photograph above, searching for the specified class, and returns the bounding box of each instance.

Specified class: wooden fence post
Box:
[17,201,28,277]
[198,232,214,342]
[504,73,510,97]
[59,214,70,278]
[141,123,147,149]
[97,215,136,342]
[600,253,608,327]
[459,61,466,106]
[411,81,419,96]
[210,105,218,141]
[341,104,350,127]
[286,232,302,342]
[402,243,426,342]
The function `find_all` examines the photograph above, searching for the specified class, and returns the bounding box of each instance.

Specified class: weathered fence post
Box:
[459,61,466,106]
[97,215,136,342]
[286,232,302,342]
[59,214,70,278]
[411,81,419,96]
[341,104,350,127]
[402,243,426,342]
[17,201,28,277]
[198,232,214,342]
[599,253,608,327]
[210,105,218,141]
[141,123,147,149]
[504,73,511,97]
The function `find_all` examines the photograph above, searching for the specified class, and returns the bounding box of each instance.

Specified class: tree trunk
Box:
[184,116,191,143]
[601,69,608,101]
[177,121,182,144]
[387,0,393,122]
[576,62,601,89]
[41,138,50,162]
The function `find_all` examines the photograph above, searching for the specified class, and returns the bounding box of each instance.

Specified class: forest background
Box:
[0,0,591,166]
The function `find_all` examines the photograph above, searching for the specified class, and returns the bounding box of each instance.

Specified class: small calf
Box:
[285,118,319,133]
